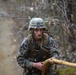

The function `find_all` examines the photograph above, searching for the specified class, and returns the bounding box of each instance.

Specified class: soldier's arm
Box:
[17,38,33,69]
[49,37,59,59]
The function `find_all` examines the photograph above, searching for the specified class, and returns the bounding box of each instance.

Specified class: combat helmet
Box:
[28,18,46,30]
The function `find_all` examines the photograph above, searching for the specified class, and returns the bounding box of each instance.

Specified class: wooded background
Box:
[0,0,76,75]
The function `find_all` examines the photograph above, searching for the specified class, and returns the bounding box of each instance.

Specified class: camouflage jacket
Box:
[17,33,59,72]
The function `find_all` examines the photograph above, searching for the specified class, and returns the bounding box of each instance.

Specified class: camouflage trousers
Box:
[23,72,53,75]
[23,69,53,75]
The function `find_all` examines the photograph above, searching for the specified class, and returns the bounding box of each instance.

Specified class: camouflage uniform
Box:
[17,18,59,75]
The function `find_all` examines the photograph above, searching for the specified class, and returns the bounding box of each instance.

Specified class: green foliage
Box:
[57,67,76,75]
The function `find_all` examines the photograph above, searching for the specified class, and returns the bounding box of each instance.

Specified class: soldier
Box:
[17,18,59,75]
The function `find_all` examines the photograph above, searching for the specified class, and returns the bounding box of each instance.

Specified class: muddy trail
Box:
[0,11,23,75]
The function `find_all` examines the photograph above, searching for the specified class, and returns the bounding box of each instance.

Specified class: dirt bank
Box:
[0,18,23,75]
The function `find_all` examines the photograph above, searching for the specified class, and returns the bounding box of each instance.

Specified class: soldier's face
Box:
[33,28,44,40]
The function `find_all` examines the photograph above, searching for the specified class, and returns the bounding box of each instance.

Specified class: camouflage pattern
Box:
[17,33,59,75]
[28,18,46,30]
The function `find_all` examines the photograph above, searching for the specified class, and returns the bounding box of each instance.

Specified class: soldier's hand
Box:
[32,62,46,71]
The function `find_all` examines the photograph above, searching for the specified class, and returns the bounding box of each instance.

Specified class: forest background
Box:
[0,0,76,75]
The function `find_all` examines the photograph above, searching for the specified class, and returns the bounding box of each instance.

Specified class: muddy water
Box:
[0,18,23,75]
